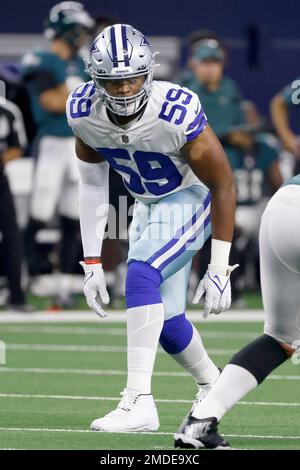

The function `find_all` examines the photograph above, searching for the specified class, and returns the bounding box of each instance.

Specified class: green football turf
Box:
[0,320,299,450]
[0,290,263,312]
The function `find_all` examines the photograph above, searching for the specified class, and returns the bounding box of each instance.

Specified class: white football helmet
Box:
[87,24,156,116]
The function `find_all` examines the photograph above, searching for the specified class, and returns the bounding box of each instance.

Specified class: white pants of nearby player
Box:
[260,184,300,347]
[30,136,79,222]
[235,199,267,239]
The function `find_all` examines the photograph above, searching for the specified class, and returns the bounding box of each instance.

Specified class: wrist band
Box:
[85,258,101,265]
[210,239,231,266]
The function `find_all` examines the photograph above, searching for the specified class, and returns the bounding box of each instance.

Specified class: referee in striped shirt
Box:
[0,97,32,311]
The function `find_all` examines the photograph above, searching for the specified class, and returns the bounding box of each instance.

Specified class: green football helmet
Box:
[44,1,94,49]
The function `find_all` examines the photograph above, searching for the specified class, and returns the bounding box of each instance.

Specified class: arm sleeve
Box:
[77,158,110,258]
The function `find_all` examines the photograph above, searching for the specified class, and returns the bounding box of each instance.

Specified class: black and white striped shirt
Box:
[0,99,27,171]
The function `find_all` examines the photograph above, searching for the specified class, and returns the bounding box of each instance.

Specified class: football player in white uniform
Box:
[174,175,300,449]
[66,24,237,433]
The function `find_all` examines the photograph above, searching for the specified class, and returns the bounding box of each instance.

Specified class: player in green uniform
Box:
[180,38,282,300]
[179,38,247,165]
[271,77,300,159]
[22,2,94,306]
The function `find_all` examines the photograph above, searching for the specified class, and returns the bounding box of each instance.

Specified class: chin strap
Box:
[107,103,146,126]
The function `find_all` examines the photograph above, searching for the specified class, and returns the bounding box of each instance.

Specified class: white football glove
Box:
[79,262,110,318]
[192,264,239,319]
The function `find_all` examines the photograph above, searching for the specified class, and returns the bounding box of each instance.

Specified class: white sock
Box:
[192,364,258,421]
[171,326,220,388]
[126,303,164,394]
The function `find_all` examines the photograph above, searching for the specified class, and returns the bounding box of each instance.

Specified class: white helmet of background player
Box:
[88,24,156,116]
[44,1,94,50]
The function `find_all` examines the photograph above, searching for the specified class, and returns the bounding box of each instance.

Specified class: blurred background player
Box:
[230,131,282,298]
[271,78,300,176]
[179,35,245,304]
[178,29,228,90]
[181,35,283,304]
[174,173,300,449]
[179,35,246,157]
[22,1,94,307]
[0,96,32,311]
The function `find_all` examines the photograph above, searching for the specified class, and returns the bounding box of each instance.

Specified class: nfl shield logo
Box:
[122,134,129,144]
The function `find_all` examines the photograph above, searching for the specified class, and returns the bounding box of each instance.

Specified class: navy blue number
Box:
[97,148,145,195]
[166,88,192,105]
[159,88,192,125]
[97,148,182,196]
[134,151,182,195]
[70,82,95,118]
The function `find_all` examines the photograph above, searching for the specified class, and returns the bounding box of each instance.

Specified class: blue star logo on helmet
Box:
[140,36,150,47]
[91,43,103,63]
[90,42,99,54]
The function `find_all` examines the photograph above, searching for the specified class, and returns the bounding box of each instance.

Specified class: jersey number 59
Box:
[159,88,193,125]
[97,148,183,196]
[69,83,95,118]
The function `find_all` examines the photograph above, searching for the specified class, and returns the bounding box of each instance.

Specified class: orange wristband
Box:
[85,258,101,265]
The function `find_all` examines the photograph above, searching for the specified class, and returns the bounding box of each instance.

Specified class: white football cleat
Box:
[190,368,222,414]
[90,388,160,432]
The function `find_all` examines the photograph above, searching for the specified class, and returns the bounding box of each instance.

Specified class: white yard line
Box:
[0,367,207,377]
[6,344,129,353]
[0,448,19,450]
[0,393,299,407]
[0,367,299,381]
[5,343,237,355]
[0,426,167,435]
[0,426,299,440]
[0,325,259,339]
[0,326,127,335]
[0,310,265,323]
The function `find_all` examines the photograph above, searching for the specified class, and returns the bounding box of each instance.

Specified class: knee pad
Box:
[125,260,162,309]
[159,313,193,354]
[229,334,288,384]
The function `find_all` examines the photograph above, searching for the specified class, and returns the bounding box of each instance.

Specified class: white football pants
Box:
[260,184,300,347]
[30,136,79,222]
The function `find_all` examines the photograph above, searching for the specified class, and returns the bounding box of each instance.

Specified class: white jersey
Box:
[66,80,208,203]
